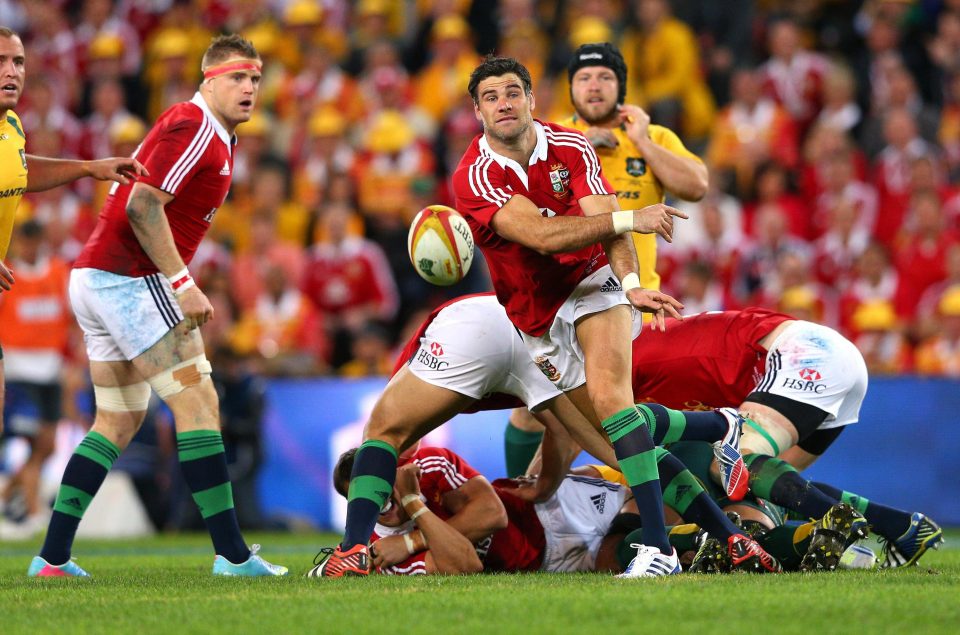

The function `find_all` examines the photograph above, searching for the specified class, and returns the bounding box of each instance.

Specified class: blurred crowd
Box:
[3,0,960,385]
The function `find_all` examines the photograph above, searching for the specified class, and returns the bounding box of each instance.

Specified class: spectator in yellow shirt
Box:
[561,42,708,291]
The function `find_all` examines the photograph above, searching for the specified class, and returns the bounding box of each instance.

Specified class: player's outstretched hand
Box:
[176,286,214,330]
[394,463,422,499]
[88,157,149,185]
[631,203,689,242]
[0,260,14,292]
[626,288,683,332]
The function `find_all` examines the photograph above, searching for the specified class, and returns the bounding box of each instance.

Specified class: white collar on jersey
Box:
[190,92,236,151]
[478,120,548,190]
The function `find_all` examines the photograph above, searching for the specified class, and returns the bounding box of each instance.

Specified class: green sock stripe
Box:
[654,447,669,462]
[53,485,94,519]
[745,419,781,456]
[746,455,796,500]
[660,407,688,445]
[83,432,121,459]
[178,441,226,462]
[602,407,643,443]
[661,468,704,514]
[177,441,224,454]
[177,429,223,442]
[76,440,119,471]
[347,474,393,506]
[192,482,235,519]
[634,404,657,440]
[841,491,870,515]
[359,439,399,459]
[617,449,659,487]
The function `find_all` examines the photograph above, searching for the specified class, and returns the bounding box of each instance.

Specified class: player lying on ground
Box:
[325,426,778,576]
[511,307,944,568]
[310,294,775,577]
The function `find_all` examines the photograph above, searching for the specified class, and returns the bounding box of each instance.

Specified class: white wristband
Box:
[621,272,641,291]
[400,494,420,507]
[409,506,428,521]
[612,210,633,234]
[167,267,195,296]
[403,533,416,555]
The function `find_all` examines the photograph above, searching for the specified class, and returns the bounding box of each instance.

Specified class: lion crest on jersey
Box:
[534,355,561,382]
[548,163,570,199]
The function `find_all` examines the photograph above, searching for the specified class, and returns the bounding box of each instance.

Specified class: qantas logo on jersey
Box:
[534,356,561,382]
[548,162,570,199]
[219,160,230,176]
[0,186,26,199]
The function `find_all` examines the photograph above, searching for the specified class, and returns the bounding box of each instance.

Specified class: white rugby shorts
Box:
[406,295,562,411]
[535,475,629,573]
[520,265,642,392]
[754,320,868,429]
[69,268,184,361]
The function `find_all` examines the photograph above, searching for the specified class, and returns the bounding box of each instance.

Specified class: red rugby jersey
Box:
[372,447,544,575]
[452,120,614,336]
[630,308,793,410]
[75,93,236,276]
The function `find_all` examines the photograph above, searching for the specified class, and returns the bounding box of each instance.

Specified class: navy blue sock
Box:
[178,431,249,564]
[656,450,740,540]
[342,440,398,550]
[40,432,119,565]
[746,455,837,519]
[637,403,728,445]
[811,481,911,539]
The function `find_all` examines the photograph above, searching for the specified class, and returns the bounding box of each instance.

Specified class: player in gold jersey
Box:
[561,42,708,292]
[0,27,145,433]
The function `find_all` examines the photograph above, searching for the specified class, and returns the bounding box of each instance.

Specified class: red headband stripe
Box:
[203,60,262,79]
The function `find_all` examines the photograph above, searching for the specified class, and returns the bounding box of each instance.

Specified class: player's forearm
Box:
[521,214,622,255]
[25,155,92,192]
[126,188,187,277]
[631,138,708,201]
[603,233,640,285]
[446,497,508,543]
[416,512,483,574]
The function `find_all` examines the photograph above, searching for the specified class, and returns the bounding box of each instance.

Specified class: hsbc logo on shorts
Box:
[782,367,826,393]
[416,345,449,370]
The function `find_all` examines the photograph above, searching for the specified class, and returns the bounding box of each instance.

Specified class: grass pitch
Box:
[2,531,958,635]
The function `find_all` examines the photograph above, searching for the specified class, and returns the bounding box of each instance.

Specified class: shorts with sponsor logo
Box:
[69,268,184,362]
[520,265,641,392]
[535,475,629,572]
[407,295,561,410]
[754,321,867,429]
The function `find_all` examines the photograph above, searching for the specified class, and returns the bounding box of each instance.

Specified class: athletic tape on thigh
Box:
[147,355,212,398]
[740,418,793,457]
[93,381,152,412]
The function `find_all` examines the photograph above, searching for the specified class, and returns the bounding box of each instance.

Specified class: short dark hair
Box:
[333,447,358,498]
[201,34,259,70]
[468,56,532,104]
[0,26,20,40]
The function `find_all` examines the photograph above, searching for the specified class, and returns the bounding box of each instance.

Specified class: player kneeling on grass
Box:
[27,35,286,578]
[309,294,768,578]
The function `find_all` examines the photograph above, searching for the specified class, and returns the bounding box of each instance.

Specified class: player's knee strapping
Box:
[740,417,793,457]
[147,355,212,399]
[93,382,151,412]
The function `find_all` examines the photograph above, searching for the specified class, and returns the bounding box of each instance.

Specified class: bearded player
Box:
[29,35,286,578]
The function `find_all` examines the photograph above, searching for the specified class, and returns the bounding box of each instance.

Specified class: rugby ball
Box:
[407,205,474,286]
